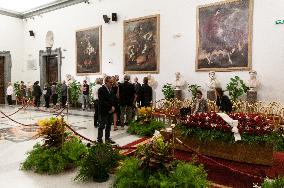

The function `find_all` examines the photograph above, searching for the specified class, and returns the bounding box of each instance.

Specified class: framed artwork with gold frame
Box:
[196,0,253,71]
[76,26,102,75]
[123,14,160,74]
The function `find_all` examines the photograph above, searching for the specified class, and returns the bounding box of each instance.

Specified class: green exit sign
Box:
[276,20,284,24]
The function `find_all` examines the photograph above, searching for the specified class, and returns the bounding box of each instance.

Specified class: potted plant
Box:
[162,83,174,100]
[188,84,201,99]
[68,80,81,107]
[226,76,248,102]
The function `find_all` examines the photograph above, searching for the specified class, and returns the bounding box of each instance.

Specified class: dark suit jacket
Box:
[98,85,115,115]
[119,81,135,106]
[140,84,152,107]
[134,82,141,103]
[216,95,232,113]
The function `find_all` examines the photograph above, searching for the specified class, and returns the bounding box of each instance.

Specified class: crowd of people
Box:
[4,75,233,144]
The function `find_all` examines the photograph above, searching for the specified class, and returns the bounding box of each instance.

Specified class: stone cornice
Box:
[0,0,86,19]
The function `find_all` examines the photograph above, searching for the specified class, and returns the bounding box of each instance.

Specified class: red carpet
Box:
[175,150,284,188]
[122,138,284,187]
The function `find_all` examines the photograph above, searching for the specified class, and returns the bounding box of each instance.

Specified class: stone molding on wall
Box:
[39,48,62,88]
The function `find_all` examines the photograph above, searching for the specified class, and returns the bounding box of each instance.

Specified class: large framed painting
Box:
[123,15,160,74]
[196,0,253,71]
[76,26,101,75]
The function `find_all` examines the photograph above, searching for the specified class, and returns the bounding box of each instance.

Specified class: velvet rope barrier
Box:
[174,137,265,181]
[0,104,28,119]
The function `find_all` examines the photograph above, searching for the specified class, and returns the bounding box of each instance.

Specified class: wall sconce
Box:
[173,33,182,38]
[103,13,118,23]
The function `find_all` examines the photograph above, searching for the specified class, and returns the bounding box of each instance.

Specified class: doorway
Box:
[0,57,4,104]
[39,48,62,88]
[46,56,58,84]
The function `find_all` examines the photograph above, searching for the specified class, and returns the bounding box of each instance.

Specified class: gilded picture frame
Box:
[123,14,160,74]
[76,26,102,75]
[196,0,253,71]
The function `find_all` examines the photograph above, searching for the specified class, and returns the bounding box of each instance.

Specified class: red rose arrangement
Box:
[182,113,272,136]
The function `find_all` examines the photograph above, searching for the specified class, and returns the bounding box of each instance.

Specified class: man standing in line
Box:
[81,80,90,111]
[97,76,115,144]
[119,75,135,129]
[92,78,102,127]
[61,81,67,108]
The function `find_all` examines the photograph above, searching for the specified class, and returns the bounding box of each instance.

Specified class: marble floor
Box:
[0,105,140,188]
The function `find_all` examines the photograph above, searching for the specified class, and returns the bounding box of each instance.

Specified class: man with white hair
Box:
[119,74,135,129]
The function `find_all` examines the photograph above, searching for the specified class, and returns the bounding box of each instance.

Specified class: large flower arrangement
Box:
[137,107,153,123]
[178,113,284,149]
[183,113,272,136]
[128,107,165,136]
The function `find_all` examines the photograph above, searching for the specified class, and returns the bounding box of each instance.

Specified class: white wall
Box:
[19,0,284,103]
[0,14,24,83]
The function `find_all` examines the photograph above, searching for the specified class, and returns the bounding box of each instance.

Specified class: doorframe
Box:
[39,48,62,88]
[0,51,12,104]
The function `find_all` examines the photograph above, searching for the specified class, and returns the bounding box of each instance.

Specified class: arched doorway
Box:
[0,51,12,104]
[39,48,62,88]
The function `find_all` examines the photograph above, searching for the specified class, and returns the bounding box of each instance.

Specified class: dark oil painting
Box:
[124,15,160,73]
[196,0,253,71]
[76,26,101,75]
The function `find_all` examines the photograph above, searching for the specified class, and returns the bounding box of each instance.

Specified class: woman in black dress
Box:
[215,87,232,113]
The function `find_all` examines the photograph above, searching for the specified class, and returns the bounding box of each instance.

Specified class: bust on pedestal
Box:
[247,70,260,103]
[207,71,221,101]
[173,72,185,100]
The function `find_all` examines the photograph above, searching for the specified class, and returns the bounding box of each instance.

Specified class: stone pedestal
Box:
[207,90,216,101]
[247,90,257,103]
[174,89,182,101]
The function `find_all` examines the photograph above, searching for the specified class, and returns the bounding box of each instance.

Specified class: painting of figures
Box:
[196,0,253,71]
[124,15,160,73]
[76,26,101,75]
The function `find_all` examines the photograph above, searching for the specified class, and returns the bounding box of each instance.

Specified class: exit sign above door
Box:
[276,20,284,24]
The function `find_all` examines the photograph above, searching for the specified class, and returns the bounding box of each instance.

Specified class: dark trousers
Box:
[94,100,99,127]
[35,96,41,107]
[62,96,67,107]
[52,94,58,106]
[7,95,12,105]
[97,113,113,142]
[44,96,50,108]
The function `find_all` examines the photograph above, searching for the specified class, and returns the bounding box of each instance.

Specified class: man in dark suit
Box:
[119,75,135,128]
[97,76,115,144]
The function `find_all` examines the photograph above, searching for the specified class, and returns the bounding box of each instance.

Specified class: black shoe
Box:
[105,139,115,144]
[97,139,103,143]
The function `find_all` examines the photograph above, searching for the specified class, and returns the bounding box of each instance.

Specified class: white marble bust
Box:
[173,72,185,90]
[247,70,260,91]
[208,71,221,90]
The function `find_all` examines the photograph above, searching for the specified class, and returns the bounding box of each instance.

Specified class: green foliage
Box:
[137,136,173,173]
[177,124,284,151]
[21,137,87,174]
[56,82,62,103]
[162,83,174,100]
[68,80,81,106]
[261,177,284,188]
[75,143,121,182]
[226,76,248,102]
[188,84,201,99]
[113,158,209,188]
[13,81,20,97]
[37,117,66,148]
[127,120,165,136]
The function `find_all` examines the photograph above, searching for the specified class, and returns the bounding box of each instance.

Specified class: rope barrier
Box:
[175,138,265,181]
[0,104,27,119]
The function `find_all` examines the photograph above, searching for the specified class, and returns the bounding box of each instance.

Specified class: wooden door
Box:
[46,56,58,84]
[0,57,5,104]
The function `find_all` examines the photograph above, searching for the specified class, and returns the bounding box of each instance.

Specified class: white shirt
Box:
[6,85,13,95]
[92,84,102,100]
